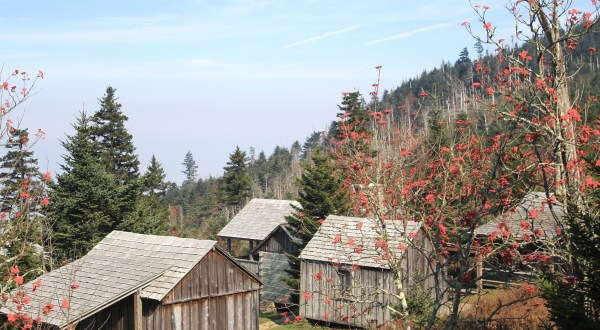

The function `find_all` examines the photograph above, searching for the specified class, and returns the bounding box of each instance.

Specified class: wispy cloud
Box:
[363,22,450,46]
[281,25,361,50]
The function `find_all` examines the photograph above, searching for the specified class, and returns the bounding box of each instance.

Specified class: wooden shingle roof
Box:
[300,215,421,269]
[476,192,565,240]
[2,231,217,328]
[217,199,299,241]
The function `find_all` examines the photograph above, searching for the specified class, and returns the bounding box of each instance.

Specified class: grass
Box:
[259,311,328,329]
[458,287,552,329]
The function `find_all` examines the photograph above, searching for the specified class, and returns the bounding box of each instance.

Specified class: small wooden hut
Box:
[299,215,434,329]
[217,198,299,302]
[1,231,261,330]
[475,191,565,287]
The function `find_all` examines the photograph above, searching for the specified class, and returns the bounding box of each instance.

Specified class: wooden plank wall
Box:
[75,295,134,330]
[256,228,295,254]
[143,290,259,330]
[147,250,261,330]
[235,258,260,276]
[162,250,260,304]
[299,260,399,329]
[259,251,291,302]
[405,230,443,295]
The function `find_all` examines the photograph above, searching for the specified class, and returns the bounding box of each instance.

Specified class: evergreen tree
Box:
[455,47,473,85]
[221,146,252,208]
[142,155,168,197]
[542,158,600,329]
[91,86,140,181]
[329,91,370,139]
[283,148,350,303]
[117,194,169,235]
[301,131,323,160]
[0,128,39,214]
[0,128,44,278]
[181,151,198,186]
[49,112,121,260]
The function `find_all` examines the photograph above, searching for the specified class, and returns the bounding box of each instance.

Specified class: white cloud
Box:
[281,25,361,50]
[363,22,451,46]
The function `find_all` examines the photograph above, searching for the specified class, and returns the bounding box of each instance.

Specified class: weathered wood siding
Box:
[144,250,260,330]
[255,227,296,254]
[299,260,400,329]
[75,295,134,330]
[405,230,439,293]
[143,290,259,330]
[235,258,260,276]
[259,251,292,302]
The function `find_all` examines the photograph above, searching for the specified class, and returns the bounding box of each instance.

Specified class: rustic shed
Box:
[299,215,434,329]
[476,192,565,240]
[1,231,261,330]
[475,192,565,287]
[217,198,299,303]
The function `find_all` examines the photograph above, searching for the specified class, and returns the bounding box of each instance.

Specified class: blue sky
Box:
[0,0,594,184]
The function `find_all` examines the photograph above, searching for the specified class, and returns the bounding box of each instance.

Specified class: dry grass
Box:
[379,287,553,330]
[458,287,553,330]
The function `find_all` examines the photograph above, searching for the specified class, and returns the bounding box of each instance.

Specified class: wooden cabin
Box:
[251,224,299,302]
[217,198,299,303]
[299,215,435,329]
[475,191,565,287]
[0,231,261,330]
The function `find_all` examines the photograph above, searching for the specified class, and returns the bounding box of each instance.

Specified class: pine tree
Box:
[283,148,350,303]
[181,151,198,186]
[142,155,168,197]
[329,91,370,140]
[221,146,252,208]
[49,112,121,260]
[91,86,140,181]
[0,128,40,214]
[0,128,44,278]
[87,87,166,235]
[542,158,600,329]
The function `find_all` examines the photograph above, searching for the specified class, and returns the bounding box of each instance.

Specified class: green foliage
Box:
[391,274,434,328]
[181,151,198,186]
[221,146,252,208]
[329,91,369,140]
[51,89,169,260]
[49,112,122,260]
[283,148,349,304]
[541,158,600,328]
[0,128,40,212]
[91,86,140,181]
[142,155,169,197]
[117,194,169,235]
[0,128,45,278]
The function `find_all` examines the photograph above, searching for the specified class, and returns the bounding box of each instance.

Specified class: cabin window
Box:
[339,269,352,295]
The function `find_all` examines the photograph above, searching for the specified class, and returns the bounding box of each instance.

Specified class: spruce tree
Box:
[283,148,349,303]
[0,128,39,213]
[49,112,121,260]
[142,155,169,197]
[118,155,169,235]
[0,128,44,278]
[181,151,198,186]
[329,91,370,140]
[221,146,252,208]
[542,158,600,329]
[91,86,140,181]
